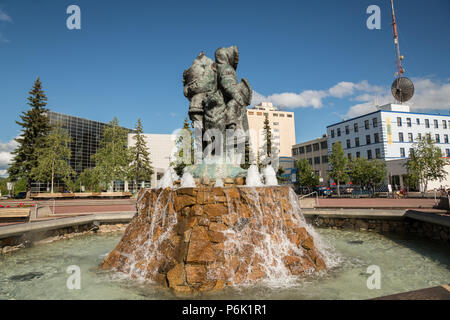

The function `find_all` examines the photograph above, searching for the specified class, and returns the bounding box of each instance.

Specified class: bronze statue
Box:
[183,46,252,135]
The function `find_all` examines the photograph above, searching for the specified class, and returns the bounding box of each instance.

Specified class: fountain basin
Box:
[100,186,326,293]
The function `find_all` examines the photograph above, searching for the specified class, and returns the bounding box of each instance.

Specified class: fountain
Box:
[99,46,328,293]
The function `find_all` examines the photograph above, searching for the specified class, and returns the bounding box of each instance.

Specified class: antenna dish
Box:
[391,77,414,102]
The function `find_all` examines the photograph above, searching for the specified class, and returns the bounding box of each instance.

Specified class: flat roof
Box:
[327,110,450,128]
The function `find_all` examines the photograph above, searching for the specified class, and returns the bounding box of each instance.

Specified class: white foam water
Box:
[245,165,263,187]
[262,165,278,186]
[180,171,196,188]
[157,167,179,189]
[214,178,224,187]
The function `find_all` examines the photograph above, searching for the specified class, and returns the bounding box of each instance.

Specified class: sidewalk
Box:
[316,198,438,209]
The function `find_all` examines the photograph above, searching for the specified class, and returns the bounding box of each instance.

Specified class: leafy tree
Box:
[31,125,75,193]
[296,159,320,192]
[91,117,131,190]
[173,117,194,176]
[329,141,349,197]
[348,158,387,196]
[129,118,153,188]
[405,136,447,196]
[8,77,51,197]
[77,168,102,192]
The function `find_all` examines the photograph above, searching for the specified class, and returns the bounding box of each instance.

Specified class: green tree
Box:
[31,125,75,193]
[329,141,349,197]
[91,117,131,190]
[296,159,320,192]
[77,168,102,192]
[173,117,194,176]
[129,118,153,188]
[8,77,51,198]
[263,114,272,159]
[405,136,447,196]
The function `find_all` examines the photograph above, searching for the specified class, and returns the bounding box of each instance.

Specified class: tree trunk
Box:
[337,181,341,197]
[26,178,31,200]
[51,162,54,194]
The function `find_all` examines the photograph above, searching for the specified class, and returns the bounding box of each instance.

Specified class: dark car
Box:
[15,192,27,199]
[314,186,333,197]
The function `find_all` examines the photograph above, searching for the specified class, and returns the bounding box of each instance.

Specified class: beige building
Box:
[291,134,330,186]
[128,133,177,188]
[246,102,296,159]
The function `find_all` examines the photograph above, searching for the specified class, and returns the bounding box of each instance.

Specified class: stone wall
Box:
[306,215,449,242]
[100,186,327,293]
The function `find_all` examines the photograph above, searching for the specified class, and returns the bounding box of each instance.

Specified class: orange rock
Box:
[204,204,228,217]
[186,240,215,263]
[174,195,197,212]
[191,205,203,216]
[167,263,185,287]
[208,230,226,243]
[190,226,209,241]
[301,236,315,250]
[177,188,197,197]
[283,255,301,266]
[209,222,227,232]
[185,265,206,284]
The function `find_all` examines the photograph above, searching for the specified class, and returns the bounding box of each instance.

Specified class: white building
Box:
[326,104,450,190]
[246,102,296,159]
[127,133,177,188]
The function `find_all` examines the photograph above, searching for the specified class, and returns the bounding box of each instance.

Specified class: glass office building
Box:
[46,111,131,175]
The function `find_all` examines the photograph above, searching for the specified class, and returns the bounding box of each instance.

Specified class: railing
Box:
[298,191,319,206]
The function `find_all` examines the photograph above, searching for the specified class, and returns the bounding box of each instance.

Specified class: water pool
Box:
[0,229,448,300]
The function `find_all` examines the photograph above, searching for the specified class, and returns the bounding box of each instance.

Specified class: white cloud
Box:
[345,78,450,118]
[0,138,18,176]
[252,80,381,109]
[0,9,12,22]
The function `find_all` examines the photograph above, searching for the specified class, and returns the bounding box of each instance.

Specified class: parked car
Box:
[314,186,333,197]
[15,192,27,199]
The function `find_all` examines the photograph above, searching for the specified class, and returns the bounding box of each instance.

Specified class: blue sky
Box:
[0,0,450,175]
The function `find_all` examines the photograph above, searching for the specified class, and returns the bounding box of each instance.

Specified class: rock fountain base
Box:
[99,186,326,293]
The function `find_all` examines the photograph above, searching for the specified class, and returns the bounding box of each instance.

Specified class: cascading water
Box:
[157,167,179,189]
[214,178,224,187]
[101,183,332,292]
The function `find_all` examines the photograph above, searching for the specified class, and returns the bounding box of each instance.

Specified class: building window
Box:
[273,113,278,117]
[408,133,413,142]
[279,114,285,117]
[375,148,381,159]
[273,122,279,126]
[434,119,439,128]
[399,132,404,142]
[374,133,380,143]
[248,112,254,115]
[426,133,431,141]
[308,158,312,165]
[293,148,298,156]
[347,153,352,160]
[354,123,359,133]
[406,118,411,127]
[306,145,312,153]
[355,137,360,147]
[397,117,402,127]
[445,134,449,143]
[373,118,378,128]
[356,152,361,158]
[313,143,319,151]
[299,146,305,154]
[367,150,373,160]
[425,119,430,128]
[366,135,371,145]
[447,149,450,157]
[314,156,320,164]
[346,139,351,149]
[443,120,448,129]
[416,118,420,125]
[365,120,369,130]
[322,155,328,163]
[337,128,341,137]
[417,133,422,140]
[256,112,262,116]
[321,141,328,149]
[331,130,335,138]
[409,148,414,157]
[345,125,350,135]
[436,134,440,143]
[400,148,405,158]
[287,114,292,118]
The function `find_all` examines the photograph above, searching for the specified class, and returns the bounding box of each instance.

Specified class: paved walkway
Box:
[316,198,438,209]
